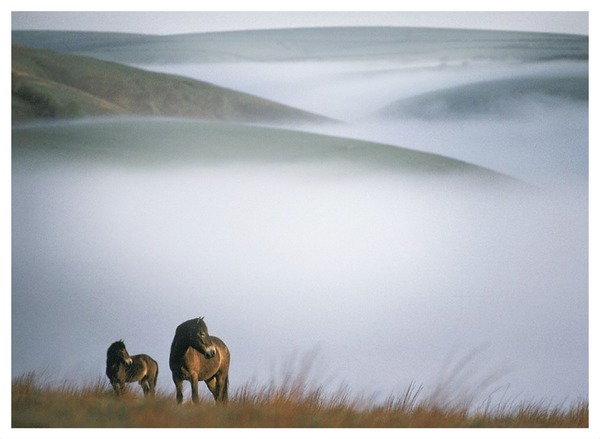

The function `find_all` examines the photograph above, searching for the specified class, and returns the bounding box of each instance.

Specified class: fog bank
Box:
[12,141,587,404]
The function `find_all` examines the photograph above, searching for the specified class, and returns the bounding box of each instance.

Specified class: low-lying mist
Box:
[135,59,586,121]
[12,148,587,405]
[137,59,588,189]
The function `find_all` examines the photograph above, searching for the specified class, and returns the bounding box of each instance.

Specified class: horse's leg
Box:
[146,374,156,396]
[151,367,158,395]
[205,376,218,401]
[138,361,153,396]
[173,374,184,404]
[206,374,228,402]
[140,377,150,395]
[219,375,229,402]
[190,373,200,404]
[110,379,121,396]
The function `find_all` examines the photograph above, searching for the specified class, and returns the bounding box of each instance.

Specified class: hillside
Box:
[376,75,589,120]
[12,27,588,64]
[13,118,521,186]
[11,44,333,123]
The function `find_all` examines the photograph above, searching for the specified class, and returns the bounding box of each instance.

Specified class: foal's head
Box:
[107,340,133,365]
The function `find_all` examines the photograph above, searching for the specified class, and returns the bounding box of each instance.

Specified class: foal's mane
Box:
[107,340,127,356]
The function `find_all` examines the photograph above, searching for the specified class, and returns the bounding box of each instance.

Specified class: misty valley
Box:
[11,27,588,407]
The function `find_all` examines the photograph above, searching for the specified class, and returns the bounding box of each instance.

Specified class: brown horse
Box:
[106,340,159,396]
[169,317,230,404]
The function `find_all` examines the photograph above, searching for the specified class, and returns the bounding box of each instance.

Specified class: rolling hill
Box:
[12,27,588,64]
[11,44,333,123]
[376,75,589,120]
[12,117,520,187]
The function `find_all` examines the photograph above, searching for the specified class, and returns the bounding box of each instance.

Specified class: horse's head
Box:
[108,340,133,366]
[188,317,216,359]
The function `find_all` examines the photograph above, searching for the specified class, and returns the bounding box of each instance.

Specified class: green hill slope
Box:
[11,44,332,123]
[13,118,519,187]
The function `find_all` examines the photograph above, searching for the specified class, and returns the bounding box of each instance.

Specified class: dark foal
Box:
[106,340,158,396]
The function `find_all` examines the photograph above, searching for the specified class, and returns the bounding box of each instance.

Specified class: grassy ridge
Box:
[12,118,519,185]
[12,372,588,428]
[11,44,332,123]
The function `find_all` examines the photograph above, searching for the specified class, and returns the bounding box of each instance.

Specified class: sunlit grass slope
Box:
[12,372,587,428]
[11,44,332,123]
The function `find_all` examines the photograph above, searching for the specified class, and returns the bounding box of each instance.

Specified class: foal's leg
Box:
[140,377,150,395]
[147,375,156,396]
[111,380,121,396]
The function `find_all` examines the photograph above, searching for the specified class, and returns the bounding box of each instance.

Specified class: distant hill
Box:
[376,75,589,120]
[11,44,333,123]
[12,27,588,64]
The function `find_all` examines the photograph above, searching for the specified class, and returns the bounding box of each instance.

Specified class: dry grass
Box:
[12,369,587,428]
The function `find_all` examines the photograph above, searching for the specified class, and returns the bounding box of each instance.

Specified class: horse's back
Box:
[134,353,158,366]
[135,354,158,375]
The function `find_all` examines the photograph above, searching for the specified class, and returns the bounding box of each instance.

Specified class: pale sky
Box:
[11,11,589,36]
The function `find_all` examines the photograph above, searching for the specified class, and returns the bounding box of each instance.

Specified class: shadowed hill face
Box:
[11,45,333,123]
